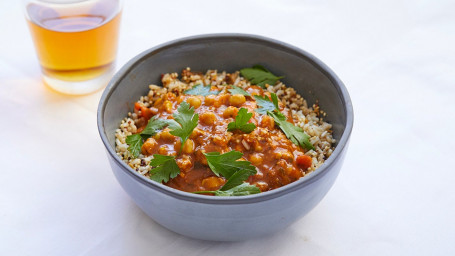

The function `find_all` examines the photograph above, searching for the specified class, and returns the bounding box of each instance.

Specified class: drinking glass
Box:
[23,0,122,95]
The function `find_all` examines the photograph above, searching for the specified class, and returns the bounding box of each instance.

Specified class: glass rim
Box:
[23,0,123,5]
[23,0,123,22]
[29,0,93,4]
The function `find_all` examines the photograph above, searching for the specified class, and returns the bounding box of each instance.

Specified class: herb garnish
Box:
[227,108,256,133]
[194,182,260,196]
[220,169,257,191]
[125,134,143,158]
[228,86,251,96]
[268,111,314,150]
[184,84,219,96]
[240,65,284,88]
[169,102,199,149]
[204,151,256,179]
[142,117,180,136]
[195,151,260,196]
[126,116,179,157]
[254,93,280,114]
[252,91,314,150]
[149,154,180,183]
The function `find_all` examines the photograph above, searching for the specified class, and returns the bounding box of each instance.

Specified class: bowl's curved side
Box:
[105,143,348,241]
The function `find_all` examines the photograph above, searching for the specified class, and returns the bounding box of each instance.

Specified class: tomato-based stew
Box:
[116,68,334,196]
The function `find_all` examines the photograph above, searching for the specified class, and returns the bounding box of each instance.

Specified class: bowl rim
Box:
[97,33,353,204]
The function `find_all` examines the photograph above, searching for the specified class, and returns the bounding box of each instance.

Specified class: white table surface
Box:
[1,0,454,255]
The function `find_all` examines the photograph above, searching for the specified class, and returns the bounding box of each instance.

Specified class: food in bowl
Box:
[99,34,353,241]
[115,65,335,196]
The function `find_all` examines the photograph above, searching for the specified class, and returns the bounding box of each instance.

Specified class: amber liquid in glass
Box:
[26,0,121,82]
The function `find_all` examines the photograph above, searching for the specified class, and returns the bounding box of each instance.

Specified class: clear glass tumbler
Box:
[23,0,122,95]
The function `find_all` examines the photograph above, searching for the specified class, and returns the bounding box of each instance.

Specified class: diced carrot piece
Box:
[296,155,313,170]
[134,102,153,120]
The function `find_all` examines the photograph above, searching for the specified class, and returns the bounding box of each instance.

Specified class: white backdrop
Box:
[1,0,454,255]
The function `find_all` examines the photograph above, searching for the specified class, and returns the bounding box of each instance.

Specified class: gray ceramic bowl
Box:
[97,33,353,241]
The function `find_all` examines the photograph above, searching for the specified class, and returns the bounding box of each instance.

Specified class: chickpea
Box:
[190,128,204,139]
[223,106,238,118]
[176,95,185,104]
[162,100,173,113]
[254,142,263,152]
[173,140,181,152]
[182,139,195,154]
[158,146,168,155]
[201,177,224,191]
[187,96,202,109]
[229,94,246,106]
[249,153,263,165]
[177,158,193,171]
[165,92,176,101]
[274,149,293,160]
[159,129,175,141]
[204,95,216,106]
[260,115,275,130]
[153,98,163,107]
[141,137,158,155]
[200,111,216,125]
[214,94,230,107]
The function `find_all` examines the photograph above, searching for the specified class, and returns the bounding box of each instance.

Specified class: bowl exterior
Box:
[105,144,348,241]
[98,33,353,241]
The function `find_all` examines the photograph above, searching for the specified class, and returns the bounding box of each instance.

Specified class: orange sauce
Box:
[135,86,310,193]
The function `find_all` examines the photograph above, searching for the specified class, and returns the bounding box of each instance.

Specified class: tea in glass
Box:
[24,0,122,95]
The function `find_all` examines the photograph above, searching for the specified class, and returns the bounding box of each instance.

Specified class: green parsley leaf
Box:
[270,93,279,111]
[228,86,251,96]
[215,183,260,196]
[254,93,280,114]
[240,65,284,88]
[220,169,256,191]
[125,117,179,157]
[194,183,260,196]
[227,107,256,133]
[251,64,268,72]
[163,119,181,131]
[141,116,179,137]
[125,134,142,158]
[149,154,180,183]
[184,84,219,96]
[195,151,259,197]
[204,151,256,179]
[267,111,314,150]
[169,101,199,148]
